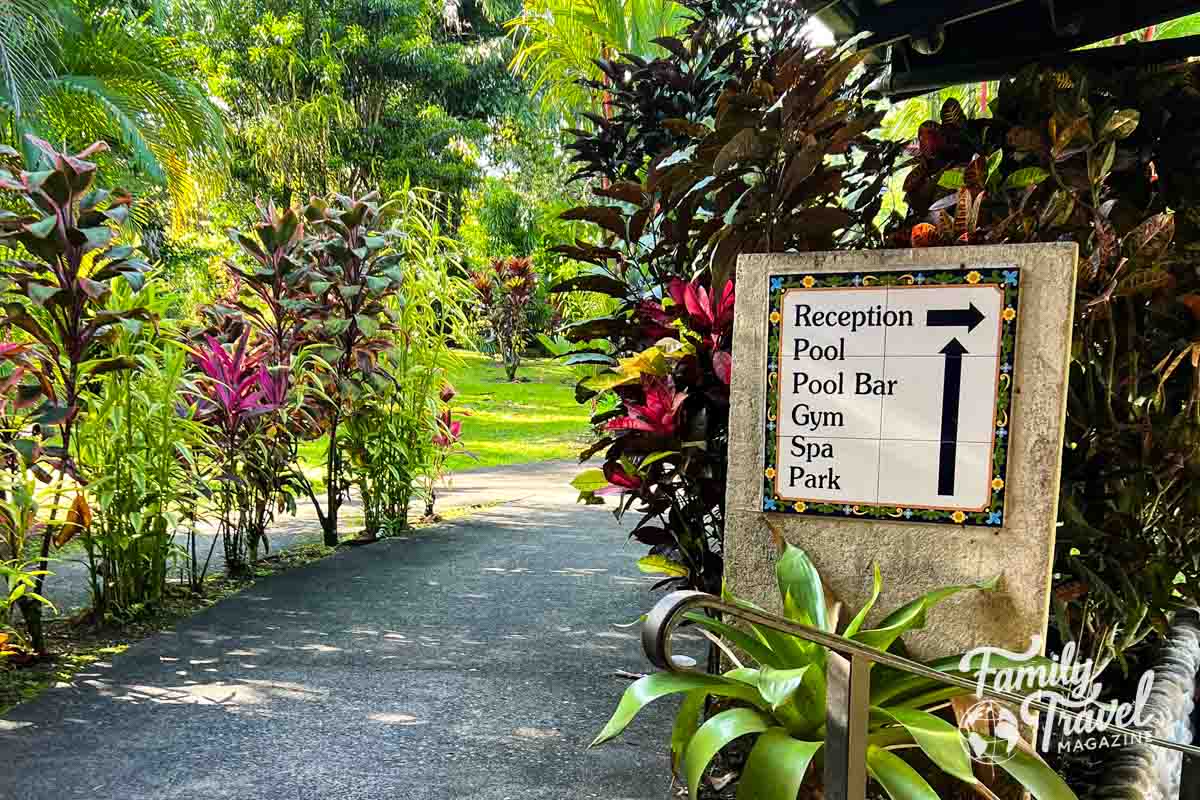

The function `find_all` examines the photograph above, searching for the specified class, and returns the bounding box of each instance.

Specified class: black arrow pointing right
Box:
[938,337,968,497]
[926,302,986,333]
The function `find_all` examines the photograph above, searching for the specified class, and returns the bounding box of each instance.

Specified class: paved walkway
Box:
[44,461,586,614]
[1,462,701,800]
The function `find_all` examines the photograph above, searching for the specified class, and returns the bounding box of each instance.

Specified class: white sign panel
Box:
[762,268,1020,526]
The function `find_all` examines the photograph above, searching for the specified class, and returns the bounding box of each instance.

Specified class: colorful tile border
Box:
[762,267,1021,527]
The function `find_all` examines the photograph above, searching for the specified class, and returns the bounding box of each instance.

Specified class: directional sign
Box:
[762,267,1020,527]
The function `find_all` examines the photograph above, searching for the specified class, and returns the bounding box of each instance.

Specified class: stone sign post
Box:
[725,244,1077,655]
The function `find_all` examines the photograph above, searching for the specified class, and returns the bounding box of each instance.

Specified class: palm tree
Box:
[0,2,227,226]
[507,0,690,121]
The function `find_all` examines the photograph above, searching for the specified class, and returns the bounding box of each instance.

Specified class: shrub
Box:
[208,202,323,562]
[342,191,471,535]
[189,330,282,575]
[556,3,898,593]
[594,538,1075,800]
[0,136,152,651]
[883,63,1200,677]
[471,256,539,381]
[303,191,408,543]
[0,474,53,656]
[75,285,206,615]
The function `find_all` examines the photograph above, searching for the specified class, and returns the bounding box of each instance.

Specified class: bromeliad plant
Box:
[594,540,1076,800]
[0,136,152,651]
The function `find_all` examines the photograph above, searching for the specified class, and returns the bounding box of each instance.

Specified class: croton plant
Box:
[883,63,1200,685]
[558,3,900,594]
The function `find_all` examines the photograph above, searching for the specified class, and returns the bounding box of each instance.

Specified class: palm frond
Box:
[507,0,689,121]
[27,18,228,227]
[0,0,60,118]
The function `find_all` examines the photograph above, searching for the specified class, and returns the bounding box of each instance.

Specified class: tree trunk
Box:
[323,415,341,546]
[504,344,520,381]
[17,596,44,655]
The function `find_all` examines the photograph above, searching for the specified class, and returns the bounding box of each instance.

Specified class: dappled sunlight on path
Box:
[2,463,698,800]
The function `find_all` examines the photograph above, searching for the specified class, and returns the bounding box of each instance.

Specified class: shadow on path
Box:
[1,478,702,800]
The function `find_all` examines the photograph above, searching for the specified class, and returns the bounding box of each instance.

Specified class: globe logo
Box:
[958,699,1022,765]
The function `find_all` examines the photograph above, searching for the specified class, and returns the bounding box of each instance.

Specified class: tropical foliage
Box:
[471,256,539,381]
[0,135,469,651]
[595,538,1076,799]
[507,0,690,120]
[557,0,899,593]
[882,63,1200,680]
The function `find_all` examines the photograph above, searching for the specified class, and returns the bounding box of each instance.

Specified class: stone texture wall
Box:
[725,245,1077,657]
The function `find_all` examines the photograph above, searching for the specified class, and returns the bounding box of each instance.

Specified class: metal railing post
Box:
[824,652,871,800]
[636,590,1200,794]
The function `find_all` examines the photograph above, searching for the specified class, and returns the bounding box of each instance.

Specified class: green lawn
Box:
[298,349,594,479]
[443,349,594,471]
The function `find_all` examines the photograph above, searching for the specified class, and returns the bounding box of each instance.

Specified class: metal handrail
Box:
[642,591,1200,800]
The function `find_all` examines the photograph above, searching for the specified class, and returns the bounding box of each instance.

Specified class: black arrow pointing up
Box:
[938,338,968,497]
[927,302,986,333]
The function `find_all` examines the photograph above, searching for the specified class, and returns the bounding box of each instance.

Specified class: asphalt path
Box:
[1,463,702,800]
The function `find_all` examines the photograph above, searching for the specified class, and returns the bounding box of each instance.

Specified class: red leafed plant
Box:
[882,64,1200,685]
[553,0,896,598]
[189,330,282,572]
[203,201,323,563]
[0,136,152,652]
[604,376,687,436]
[471,256,538,381]
[303,191,406,544]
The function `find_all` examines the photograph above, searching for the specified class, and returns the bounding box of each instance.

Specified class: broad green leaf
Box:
[27,215,56,238]
[1004,167,1050,189]
[776,541,828,632]
[1100,108,1139,141]
[28,283,60,306]
[755,665,810,710]
[671,691,707,775]
[937,169,965,189]
[735,728,821,800]
[81,356,137,377]
[570,469,608,492]
[685,708,770,800]
[591,672,766,746]
[991,740,1079,799]
[852,575,999,652]
[844,562,882,637]
[872,652,1056,707]
[986,148,1004,180]
[723,667,761,684]
[873,707,976,784]
[637,555,689,578]
[354,314,379,337]
[866,745,940,800]
[682,612,783,668]
[640,450,677,470]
